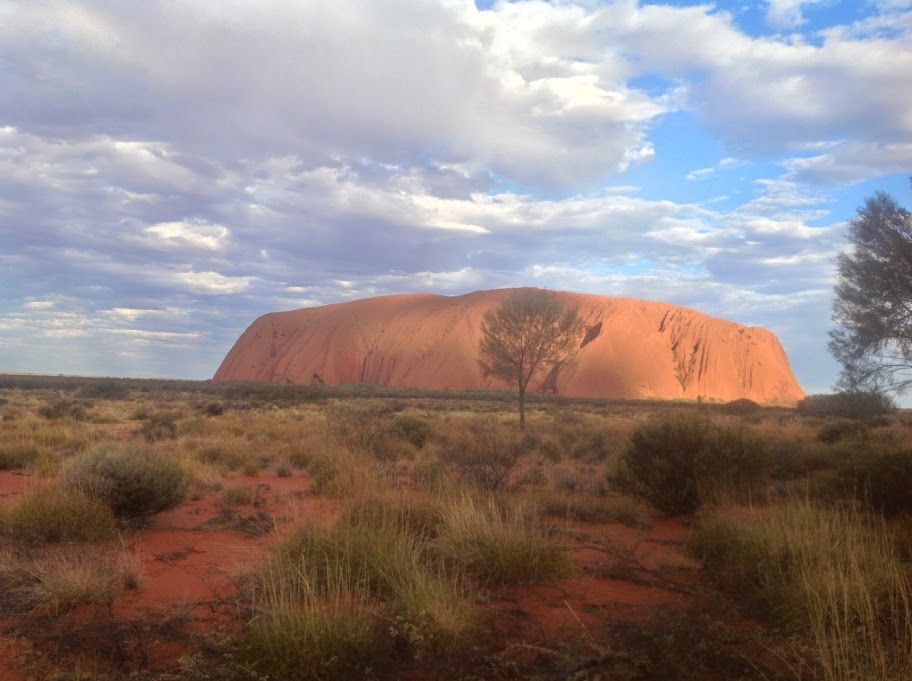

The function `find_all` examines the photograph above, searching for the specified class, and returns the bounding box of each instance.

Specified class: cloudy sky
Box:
[2,0,911,396]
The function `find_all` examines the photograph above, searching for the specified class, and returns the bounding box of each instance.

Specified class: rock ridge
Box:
[213,288,805,405]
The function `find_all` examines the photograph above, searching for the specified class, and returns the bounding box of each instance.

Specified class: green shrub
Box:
[719,398,761,416]
[818,418,870,444]
[324,402,394,457]
[59,445,187,518]
[138,411,179,442]
[836,445,912,516]
[78,379,130,400]
[202,401,225,416]
[797,391,896,422]
[618,414,769,515]
[0,443,41,470]
[1,484,117,543]
[390,414,434,449]
[441,417,527,491]
[38,399,87,421]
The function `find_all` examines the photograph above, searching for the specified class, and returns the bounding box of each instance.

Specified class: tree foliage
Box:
[830,184,912,393]
[478,288,584,429]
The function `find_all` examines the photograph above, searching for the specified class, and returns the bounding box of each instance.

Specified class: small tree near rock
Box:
[478,288,584,430]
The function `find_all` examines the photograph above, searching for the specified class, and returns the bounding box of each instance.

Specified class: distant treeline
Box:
[0,372,790,416]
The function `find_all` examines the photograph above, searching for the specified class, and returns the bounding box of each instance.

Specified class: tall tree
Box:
[478,288,584,429]
[829,183,912,392]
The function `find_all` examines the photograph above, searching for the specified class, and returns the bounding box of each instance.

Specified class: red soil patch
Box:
[0,470,29,502]
[0,469,783,679]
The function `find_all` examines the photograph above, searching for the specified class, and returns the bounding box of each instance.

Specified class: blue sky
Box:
[2,0,911,398]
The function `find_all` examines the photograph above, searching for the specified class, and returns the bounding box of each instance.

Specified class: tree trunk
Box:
[518,386,526,431]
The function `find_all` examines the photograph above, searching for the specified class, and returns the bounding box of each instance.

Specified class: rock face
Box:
[213,289,805,406]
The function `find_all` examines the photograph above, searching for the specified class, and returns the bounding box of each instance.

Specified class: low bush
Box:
[137,411,179,442]
[78,379,130,400]
[59,445,187,518]
[618,413,769,515]
[38,399,88,421]
[441,417,527,491]
[797,391,896,422]
[390,414,434,449]
[324,402,394,457]
[817,418,870,443]
[0,442,41,470]
[0,484,118,543]
[719,398,761,416]
[202,401,225,416]
[836,445,912,516]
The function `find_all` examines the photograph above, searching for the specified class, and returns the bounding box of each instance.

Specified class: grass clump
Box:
[59,444,187,518]
[691,498,912,680]
[537,490,652,529]
[1,484,117,543]
[241,510,477,673]
[221,485,255,506]
[0,442,41,470]
[434,493,574,585]
[238,563,382,681]
[17,550,138,613]
[618,413,769,515]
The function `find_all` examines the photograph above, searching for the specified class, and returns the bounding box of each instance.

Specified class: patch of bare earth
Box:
[0,469,791,680]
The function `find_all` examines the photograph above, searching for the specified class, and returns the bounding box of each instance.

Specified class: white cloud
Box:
[765,0,828,31]
[174,271,255,295]
[686,157,745,181]
[24,300,54,310]
[783,141,912,185]
[145,220,230,251]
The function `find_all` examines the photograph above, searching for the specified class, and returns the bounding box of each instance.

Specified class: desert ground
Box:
[0,375,909,680]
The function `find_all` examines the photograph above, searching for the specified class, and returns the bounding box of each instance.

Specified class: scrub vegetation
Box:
[0,374,910,680]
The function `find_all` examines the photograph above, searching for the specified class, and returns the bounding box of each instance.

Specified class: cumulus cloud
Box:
[765,0,828,30]
[1,0,906,394]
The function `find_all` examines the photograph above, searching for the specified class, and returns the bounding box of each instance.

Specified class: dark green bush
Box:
[836,445,912,516]
[390,414,434,449]
[797,391,895,422]
[618,414,769,515]
[441,417,527,491]
[817,418,870,444]
[325,403,394,457]
[202,401,225,416]
[38,399,88,421]
[0,443,40,470]
[719,398,761,416]
[59,445,187,518]
[78,379,130,400]
[138,412,179,442]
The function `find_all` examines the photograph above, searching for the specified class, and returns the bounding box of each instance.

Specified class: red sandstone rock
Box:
[213,289,805,406]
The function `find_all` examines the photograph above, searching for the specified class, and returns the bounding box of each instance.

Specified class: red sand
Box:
[0,469,772,679]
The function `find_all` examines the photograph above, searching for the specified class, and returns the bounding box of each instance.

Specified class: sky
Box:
[1,0,911,397]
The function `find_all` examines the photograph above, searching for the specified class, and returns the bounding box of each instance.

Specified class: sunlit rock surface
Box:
[214,289,805,406]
